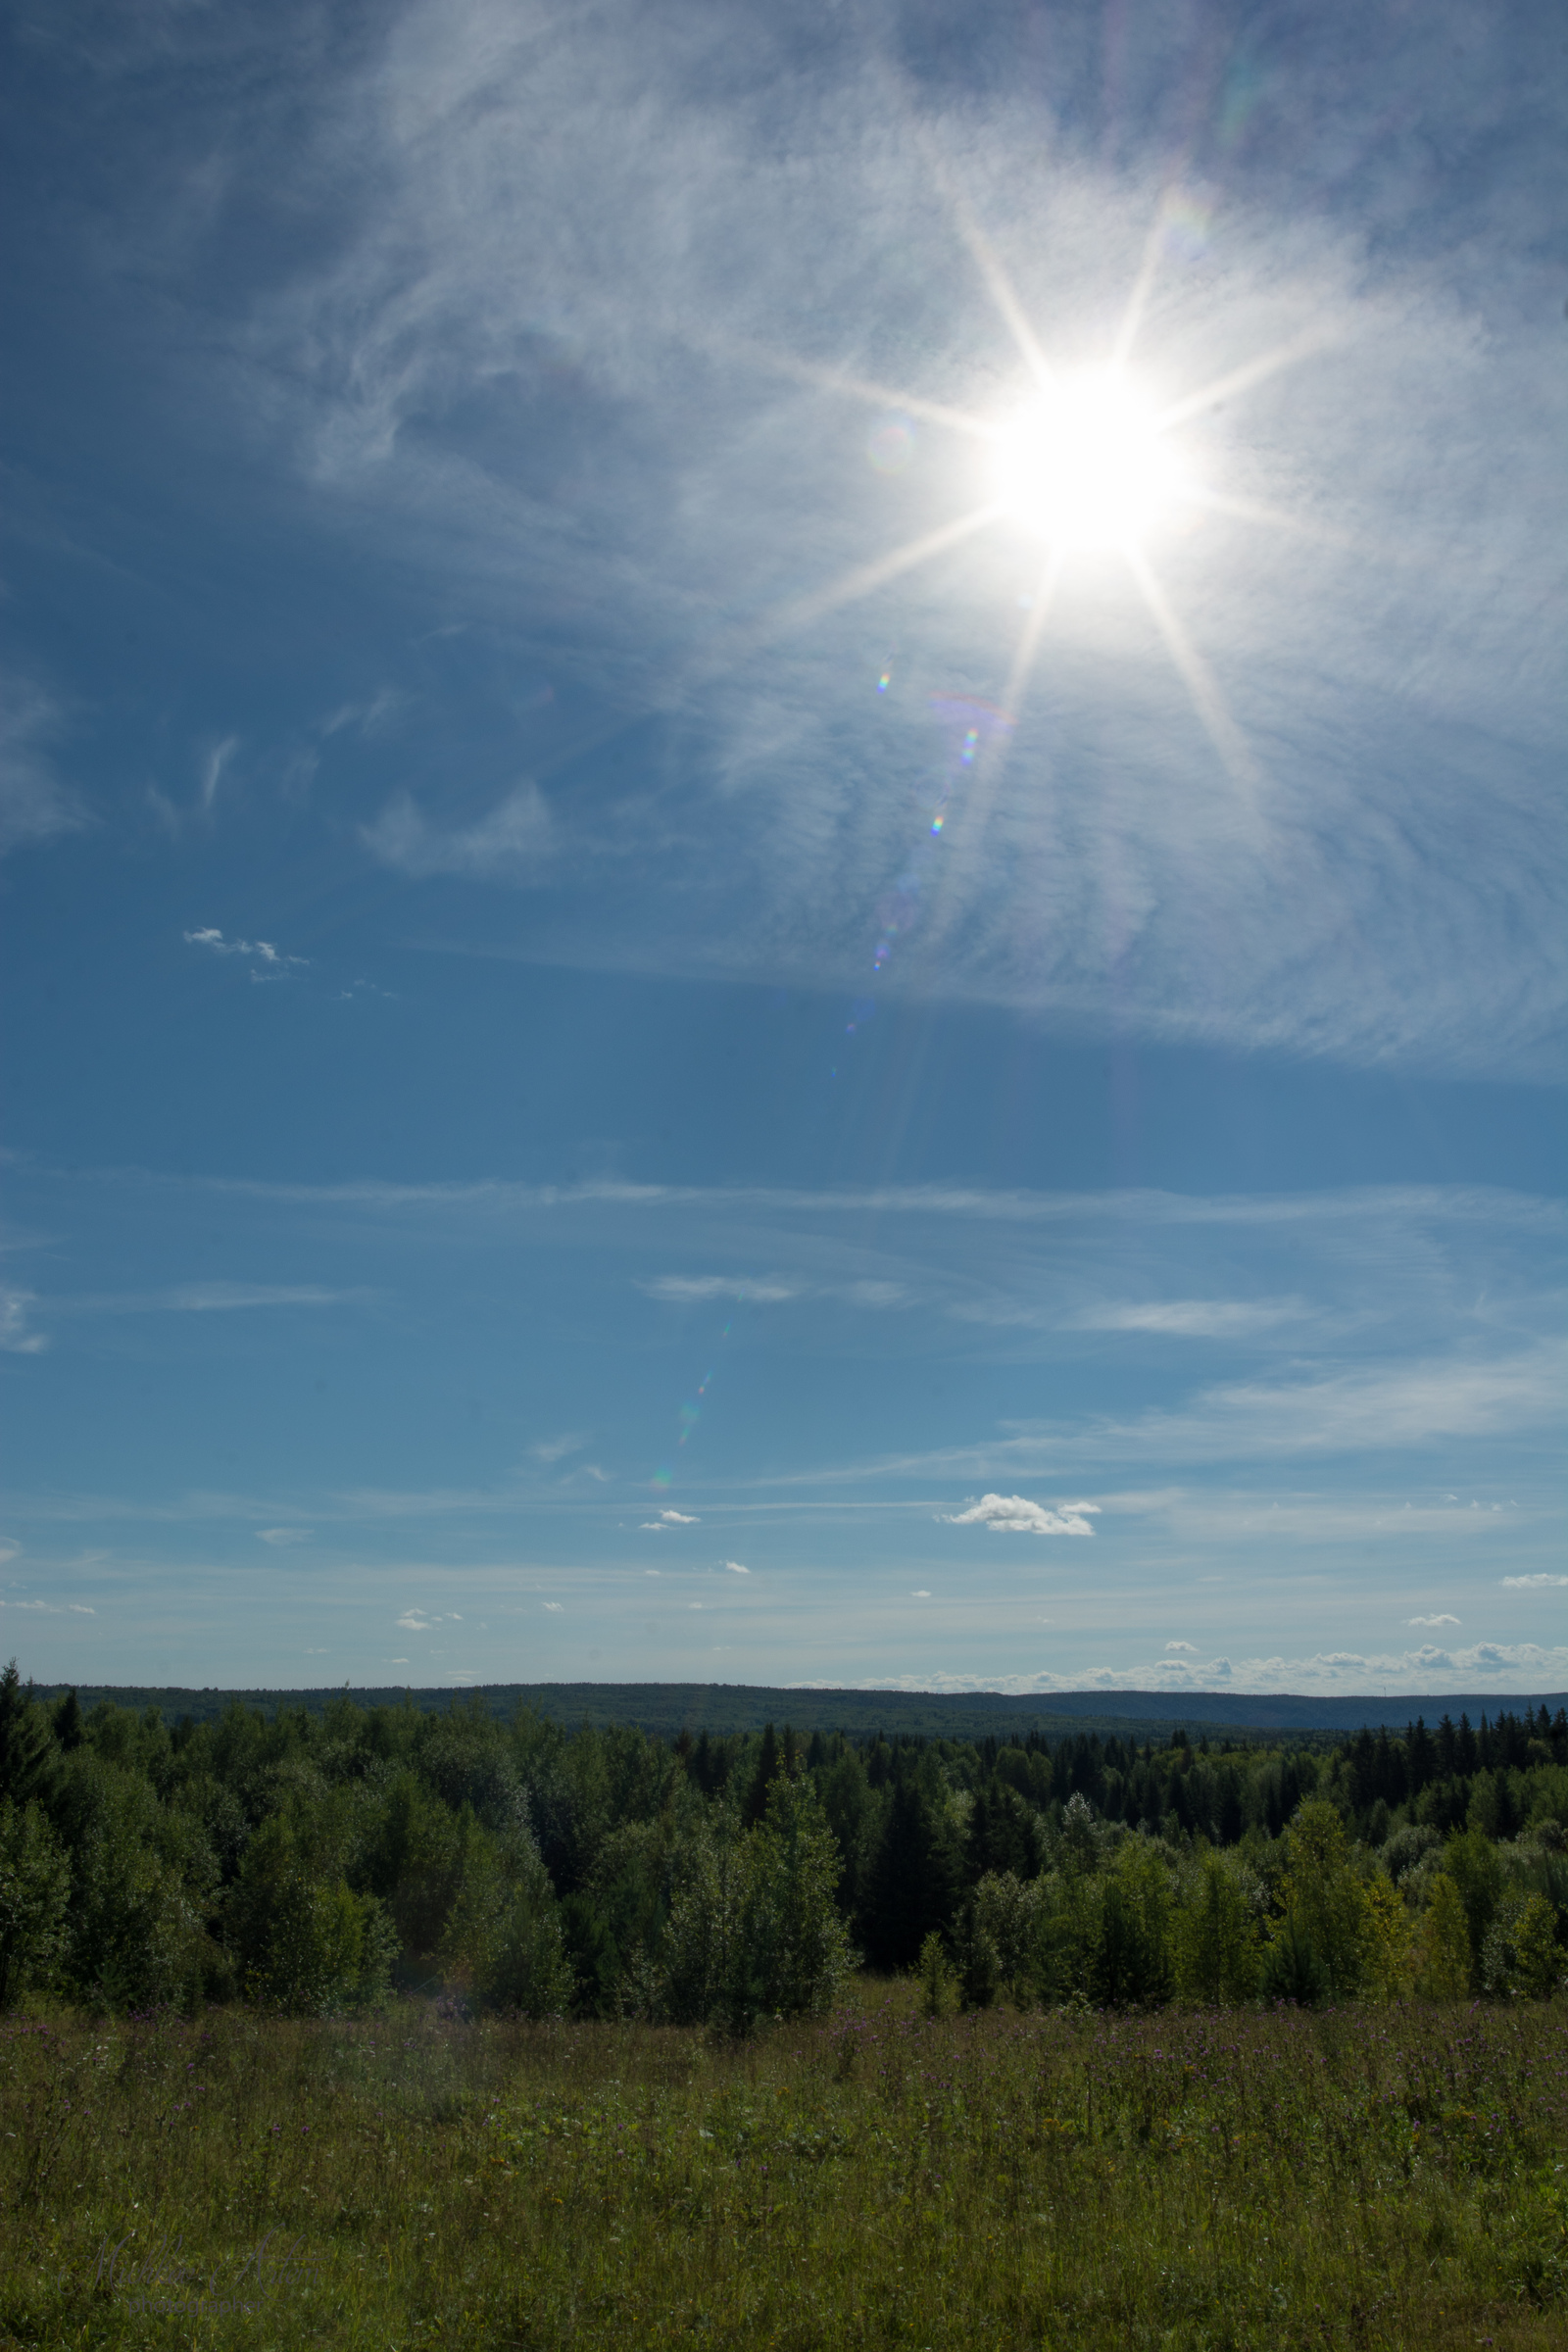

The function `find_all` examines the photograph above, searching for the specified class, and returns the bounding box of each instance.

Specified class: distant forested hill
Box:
[22,1680,1568,1740]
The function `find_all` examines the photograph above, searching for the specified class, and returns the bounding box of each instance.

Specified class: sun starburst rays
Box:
[710,188,1340,836]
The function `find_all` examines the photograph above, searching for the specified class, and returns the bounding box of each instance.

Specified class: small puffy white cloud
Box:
[945,1494,1101,1536]
[68,1603,96,1614]
[257,1526,314,1545]
[184,926,308,972]
[910,1589,931,1598]
[1407,1613,1460,1627]
[541,1600,564,1613]
[723,1560,751,1575]
[1164,1640,1199,1653]
[660,1508,698,1524]
[395,1610,435,1631]
[1502,1574,1568,1588]
[390,1657,410,1665]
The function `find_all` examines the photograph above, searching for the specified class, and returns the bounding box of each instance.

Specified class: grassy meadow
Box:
[2,1986,1565,2352]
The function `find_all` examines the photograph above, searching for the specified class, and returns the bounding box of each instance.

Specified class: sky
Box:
[1,0,1563,1700]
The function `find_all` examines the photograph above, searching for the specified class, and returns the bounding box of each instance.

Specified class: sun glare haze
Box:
[989,372,1188,550]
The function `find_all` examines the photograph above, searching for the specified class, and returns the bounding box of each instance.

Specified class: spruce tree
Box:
[0,1662,55,1807]
[743,1724,780,1829]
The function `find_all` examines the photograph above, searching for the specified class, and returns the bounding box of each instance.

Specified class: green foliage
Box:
[1276,1797,1373,1996]
[1445,1822,1506,1972]
[0,1665,1563,2027]
[740,1767,856,2023]
[1090,1838,1174,2009]
[0,1662,55,1809]
[440,1839,572,2019]
[1173,1847,1260,2004]
[1260,1915,1332,2006]
[227,1817,393,2015]
[3,1992,1565,2349]
[916,1929,960,2017]
[1418,1873,1473,1999]
[1482,1892,1564,2000]
[0,1798,71,2008]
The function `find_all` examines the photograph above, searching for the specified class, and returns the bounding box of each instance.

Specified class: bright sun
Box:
[990,370,1185,550]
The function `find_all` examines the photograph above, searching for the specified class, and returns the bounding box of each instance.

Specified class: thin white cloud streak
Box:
[42,1283,370,1316]
[188,0,1567,1078]
[1502,1574,1568,1589]
[835,1344,1566,1486]
[640,1275,799,1304]
[1074,1299,1308,1339]
[91,1167,1564,1239]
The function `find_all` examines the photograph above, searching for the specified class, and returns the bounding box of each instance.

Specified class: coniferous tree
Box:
[0,1662,55,1808]
[743,1724,781,1829]
[863,1776,960,1970]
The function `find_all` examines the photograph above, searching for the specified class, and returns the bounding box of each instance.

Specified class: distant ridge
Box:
[24,1680,1566,1742]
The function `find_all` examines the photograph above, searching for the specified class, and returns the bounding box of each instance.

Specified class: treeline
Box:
[1,1662,1564,2025]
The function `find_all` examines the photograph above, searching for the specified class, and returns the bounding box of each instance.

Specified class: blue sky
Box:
[1,0,1563,1698]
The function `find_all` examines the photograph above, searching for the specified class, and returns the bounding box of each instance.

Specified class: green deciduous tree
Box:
[0,1797,71,2009]
[1275,1800,1372,1998]
[1173,1850,1260,2005]
[740,1767,855,2022]
[1415,1874,1472,1999]
[227,1816,394,2014]
[1481,1892,1563,2000]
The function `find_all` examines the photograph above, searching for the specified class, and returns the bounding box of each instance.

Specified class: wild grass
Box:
[1,1988,1564,2350]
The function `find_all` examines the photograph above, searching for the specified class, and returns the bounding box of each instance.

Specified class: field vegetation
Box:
[2,1987,1566,2348]
[2,1661,1566,2344]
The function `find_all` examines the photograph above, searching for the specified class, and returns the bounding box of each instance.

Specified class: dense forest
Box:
[2,1661,1564,2025]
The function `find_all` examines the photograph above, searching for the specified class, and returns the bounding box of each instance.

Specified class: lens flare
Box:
[991,372,1186,550]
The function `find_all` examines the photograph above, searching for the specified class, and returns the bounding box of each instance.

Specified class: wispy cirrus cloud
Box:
[0,1291,47,1354]
[363,784,553,880]
[0,677,83,858]
[171,0,1564,1079]
[640,1275,799,1304]
[1502,1574,1568,1589]
[1074,1299,1308,1339]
